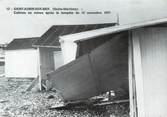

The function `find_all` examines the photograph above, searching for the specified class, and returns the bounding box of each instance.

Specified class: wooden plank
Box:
[93,99,129,106]
[37,47,42,90]
[132,31,145,117]
[128,31,134,117]
[128,31,137,117]
[26,76,39,91]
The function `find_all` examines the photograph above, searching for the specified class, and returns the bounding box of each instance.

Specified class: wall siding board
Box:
[133,27,167,117]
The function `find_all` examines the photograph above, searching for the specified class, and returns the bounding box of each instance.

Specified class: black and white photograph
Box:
[0,0,167,117]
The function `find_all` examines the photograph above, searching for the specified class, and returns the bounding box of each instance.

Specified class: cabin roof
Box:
[5,37,39,50]
[59,17,167,42]
[33,23,116,47]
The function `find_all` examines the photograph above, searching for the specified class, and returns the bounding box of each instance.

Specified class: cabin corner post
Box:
[132,31,145,117]
[128,31,134,117]
[37,47,42,90]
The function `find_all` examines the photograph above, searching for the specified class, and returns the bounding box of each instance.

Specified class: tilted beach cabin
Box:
[49,18,167,117]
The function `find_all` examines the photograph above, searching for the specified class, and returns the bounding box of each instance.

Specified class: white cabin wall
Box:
[133,27,167,117]
[60,41,77,64]
[5,49,38,78]
[53,51,64,70]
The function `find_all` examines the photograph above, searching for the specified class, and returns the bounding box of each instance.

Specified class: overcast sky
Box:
[0,0,167,44]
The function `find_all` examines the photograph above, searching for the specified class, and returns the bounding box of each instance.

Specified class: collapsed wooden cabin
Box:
[33,23,116,89]
[48,18,167,117]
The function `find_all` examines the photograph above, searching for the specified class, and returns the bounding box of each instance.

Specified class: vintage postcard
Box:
[0,0,167,117]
